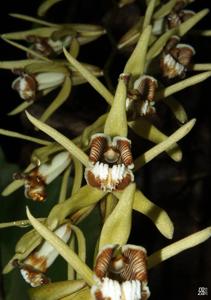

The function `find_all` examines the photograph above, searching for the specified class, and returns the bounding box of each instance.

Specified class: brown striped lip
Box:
[92,244,150,300]
[85,135,134,191]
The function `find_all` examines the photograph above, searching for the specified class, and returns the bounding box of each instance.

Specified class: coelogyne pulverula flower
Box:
[85,134,134,191]
[91,244,150,300]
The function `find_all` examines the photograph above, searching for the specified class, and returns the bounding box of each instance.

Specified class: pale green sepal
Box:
[63,47,113,105]
[25,112,89,167]
[28,280,86,300]
[47,185,106,229]
[37,0,64,16]
[128,118,182,162]
[133,190,174,239]
[192,64,211,71]
[26,207,95,286]
[1,163,35,196]
[0,129,51,146]
[2,27,58,40]
[71,157,83,196]
[143,0,157,29]
[148,227,211,269]
[163,97,188,124]
[80,113,107,148]
[0,218,45,229]
[156,71,211,100]
[71,225,86,263]
[7,101,33,116]
[39,76,72,123]
[99,183,136,249]
[117,17,144,50]
[124,25,152,77]
[153,0,177,20]
[1,37,51,62]
[134,119,196,170]
[9,13,59,27]
[104,74,128,137]
[0,59,40,69]
[58,166,71,203]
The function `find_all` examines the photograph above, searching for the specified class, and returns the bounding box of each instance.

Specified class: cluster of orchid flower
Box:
[0,0,211,299]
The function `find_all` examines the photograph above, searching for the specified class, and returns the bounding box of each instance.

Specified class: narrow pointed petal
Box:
[1,163,35,196]
[128,119,182,162]
[192,63,211,71]
[39,76,72,123]
[71,225,86,263]
[1,37,51,62]
[155,71,211,100]
[7,101,33,116]
[0,129,51,145]
[58,166,71,203]
[9,13,58,27]
[71,157,83,195]
[117,17,144,50]
[143,0,157,29]
[0,218,45,229]
[148,227,211,269]
[63,48,113,105]
[133,190,174,239]
[26,207,95,286]
[2,27,57,40]
[99,183,136,249]
[104,74,128,137]
[25,112,89,167]
[134,119,196,170]
[37,0,64,16]
[47,185,106,228]
[124,25,152,76]
[153,0,177,19]
[80,113,108,147]
[0,59,40,69]
[163,97,188,123]
[28,280,86,300]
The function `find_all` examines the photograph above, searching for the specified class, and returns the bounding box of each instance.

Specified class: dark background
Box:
[0,1,211,299]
